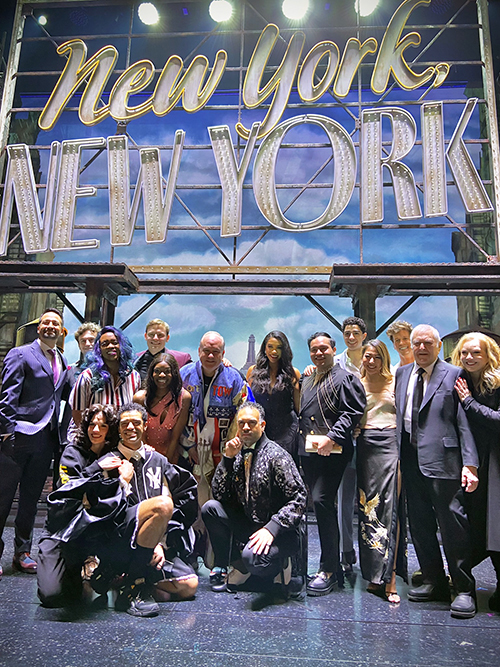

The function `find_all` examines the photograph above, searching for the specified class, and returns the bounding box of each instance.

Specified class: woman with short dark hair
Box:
[59,403,119,484]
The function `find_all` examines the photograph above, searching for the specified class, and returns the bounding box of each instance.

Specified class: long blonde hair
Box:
[451,332,500,394]
[360,339,393,382]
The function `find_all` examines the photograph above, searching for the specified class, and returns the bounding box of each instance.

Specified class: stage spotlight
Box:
[282,0,310,21]
[138,3,160,26]
[354,0,380,17]
[209,0,233,23]
[38,15,48,26]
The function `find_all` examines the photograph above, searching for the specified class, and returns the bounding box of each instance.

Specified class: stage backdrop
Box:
[0,0,498,367]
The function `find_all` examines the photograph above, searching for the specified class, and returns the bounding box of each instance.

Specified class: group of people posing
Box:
[0,310,498,620]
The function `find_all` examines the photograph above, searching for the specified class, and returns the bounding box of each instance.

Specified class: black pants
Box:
[37,531,86,607]
[0,427,57,558]
[401,432,474,594]
[202,499,299,581]
[301,450,351,573]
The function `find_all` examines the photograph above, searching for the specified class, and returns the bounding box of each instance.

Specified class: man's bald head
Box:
[199,331,225,377]
[411,324,442,368]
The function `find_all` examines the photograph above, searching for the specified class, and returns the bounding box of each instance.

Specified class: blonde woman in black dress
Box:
[452,332,500,612]
[357,339,407,603]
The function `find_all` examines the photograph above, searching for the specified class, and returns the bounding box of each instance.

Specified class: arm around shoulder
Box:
[462,392,500,430]
[327,372,366,447]
[133,389,146,406]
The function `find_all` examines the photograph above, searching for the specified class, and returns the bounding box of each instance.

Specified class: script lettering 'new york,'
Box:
[0,0,493,256]
[38,0,449,139]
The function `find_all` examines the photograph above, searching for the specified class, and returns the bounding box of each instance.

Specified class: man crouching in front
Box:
[202,402,307,595]
[88,403,198,617]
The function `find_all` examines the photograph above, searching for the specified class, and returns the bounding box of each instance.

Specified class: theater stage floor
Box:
[0,523,499,667]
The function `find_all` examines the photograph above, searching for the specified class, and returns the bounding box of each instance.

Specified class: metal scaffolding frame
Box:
[0,0,499,334]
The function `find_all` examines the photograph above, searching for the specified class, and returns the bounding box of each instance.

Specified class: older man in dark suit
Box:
[395,324,479,618]
[0,308,71,578]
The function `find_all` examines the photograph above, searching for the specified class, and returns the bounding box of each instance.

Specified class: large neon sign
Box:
[0,0,494,258]
[0,99,492,255]
[39,0,449,139]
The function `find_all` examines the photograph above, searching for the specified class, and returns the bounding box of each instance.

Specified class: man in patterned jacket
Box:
[202,402,307,592]
[180,331,253,505]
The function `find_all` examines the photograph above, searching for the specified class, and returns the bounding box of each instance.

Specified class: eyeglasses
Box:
[100,339,119,348]
[120,419,143,428]
[237,419,259,427]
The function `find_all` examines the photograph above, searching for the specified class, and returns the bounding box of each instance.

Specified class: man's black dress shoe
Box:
[306,571,337,597]
[12,553,37,573]
[407,583,450,602]
[411,569,424,587]
[450,592,476,619]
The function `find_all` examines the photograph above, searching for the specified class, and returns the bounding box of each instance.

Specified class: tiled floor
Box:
[0,522,499,667]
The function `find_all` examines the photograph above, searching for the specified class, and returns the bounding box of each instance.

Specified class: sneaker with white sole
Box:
[115,578,159,617]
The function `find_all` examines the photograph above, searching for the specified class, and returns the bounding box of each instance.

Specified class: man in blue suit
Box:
[0,308,71,578]
[395,324,479,618]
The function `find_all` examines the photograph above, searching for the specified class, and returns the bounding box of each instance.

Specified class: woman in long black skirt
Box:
[356,339,407,603]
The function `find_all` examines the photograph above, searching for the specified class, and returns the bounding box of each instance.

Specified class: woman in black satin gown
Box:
[246,331,300,459]
[356,340,407,604]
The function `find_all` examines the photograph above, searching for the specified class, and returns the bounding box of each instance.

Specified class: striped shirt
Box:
[69,367,141,412]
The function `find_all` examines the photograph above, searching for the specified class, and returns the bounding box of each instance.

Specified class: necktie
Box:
[131,455,147,501]
[243,449,253,503]
[411,367,425,446]
[49,348,59,385]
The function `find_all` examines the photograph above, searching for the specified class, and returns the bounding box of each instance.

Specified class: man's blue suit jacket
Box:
[395,358,479,479]
[0,339,70,441]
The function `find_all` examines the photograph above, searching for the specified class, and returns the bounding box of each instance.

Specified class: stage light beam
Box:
[282,0,310,21]
[138,3,160,26]
[209,1,233,23]
[354,0,380,17]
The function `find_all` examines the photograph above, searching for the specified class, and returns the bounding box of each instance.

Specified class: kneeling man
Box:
[202,402,307,593]
[38,403,198,617]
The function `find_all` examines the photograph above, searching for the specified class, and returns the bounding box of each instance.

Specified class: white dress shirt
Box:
[403,360,438,434]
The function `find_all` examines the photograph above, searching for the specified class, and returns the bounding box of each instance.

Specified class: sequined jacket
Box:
[211,434,307,538]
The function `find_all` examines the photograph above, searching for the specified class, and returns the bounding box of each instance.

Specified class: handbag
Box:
[305,375,343,454]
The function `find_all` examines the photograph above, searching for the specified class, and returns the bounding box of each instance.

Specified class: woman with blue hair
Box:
[70,326,141,427]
